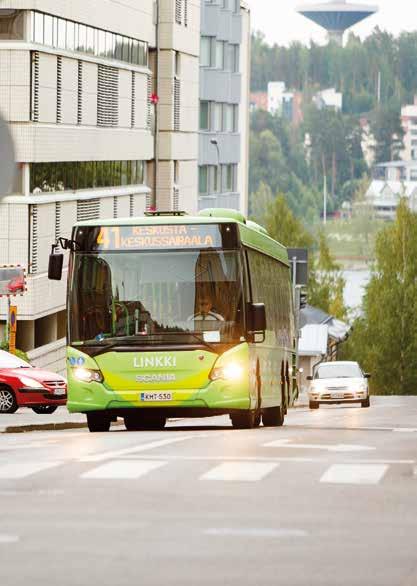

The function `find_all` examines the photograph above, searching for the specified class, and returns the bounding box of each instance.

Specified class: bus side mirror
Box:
[48,245,64,281]
[248,303,266,334]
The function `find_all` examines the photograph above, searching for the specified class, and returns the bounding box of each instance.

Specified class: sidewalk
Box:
[294,390,309,409]
[0,407,88,433]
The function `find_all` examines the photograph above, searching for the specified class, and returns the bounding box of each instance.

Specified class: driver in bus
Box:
[189,295,225,322]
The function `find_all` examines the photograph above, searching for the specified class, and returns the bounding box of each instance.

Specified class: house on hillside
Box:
[298,305,350,392]
[365,161,417,220]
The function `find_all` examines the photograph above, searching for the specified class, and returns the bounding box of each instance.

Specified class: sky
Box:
[250,0,416,46]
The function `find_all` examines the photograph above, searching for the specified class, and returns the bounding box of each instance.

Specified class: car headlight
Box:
[359,382,368,392]
[19,376,45,389]
[210,362,244,381]
[73,368,104,383]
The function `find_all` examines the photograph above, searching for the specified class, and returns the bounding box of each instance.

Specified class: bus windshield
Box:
[69,250,245,347]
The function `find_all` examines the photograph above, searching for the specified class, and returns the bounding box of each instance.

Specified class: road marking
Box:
[124,454,317,463]
[0,535,19,544]
[80,435,195,463]
[121,454,414,465]
[320,464,388,485]
[204,528,308,538]
[81,460,166,480]
[264,439,375,452]
[393,428,417,433]
[200,461,279,482]
[0,461,62,479]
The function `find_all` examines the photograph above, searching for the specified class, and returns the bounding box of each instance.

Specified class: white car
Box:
[307,361,370,410]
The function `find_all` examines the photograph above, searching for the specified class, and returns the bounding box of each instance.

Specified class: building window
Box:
[230,44,239,73]
[221,164,237,192]
[209,166,219,193]
[30,161,146,193]
[199,166,208,195]
[31,11,148,67]
[33,11,44,44]
[200,36,213,67]
[233,104,239,132]
[213,103,222,132]
[200,101,210,131]
[199,165,221,195]
[0,10,25,40]
[215,41,225,70]
[223,104,234,132]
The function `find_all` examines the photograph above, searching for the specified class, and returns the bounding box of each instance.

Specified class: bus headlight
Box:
[210,363,244,381]
[73,368,104,384]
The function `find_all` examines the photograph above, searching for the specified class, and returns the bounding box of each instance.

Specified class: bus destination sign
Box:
[95,224,224,251]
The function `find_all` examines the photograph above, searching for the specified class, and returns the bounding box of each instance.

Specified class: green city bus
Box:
[49,209,298,432]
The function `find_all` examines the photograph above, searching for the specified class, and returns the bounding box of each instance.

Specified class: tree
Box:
[308,233,347,320]
[263,193,314,249]
[371,105,404,163]
[344,200,417,395]
[249,182,274,226]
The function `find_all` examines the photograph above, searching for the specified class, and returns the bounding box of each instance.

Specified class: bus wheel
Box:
[87,412,111,433]
[230,410,256,429]
[262,406,284,427]
[124,413,166,431]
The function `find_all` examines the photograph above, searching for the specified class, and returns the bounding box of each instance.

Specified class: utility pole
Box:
[152,0,161,211]
[323,173,327,225]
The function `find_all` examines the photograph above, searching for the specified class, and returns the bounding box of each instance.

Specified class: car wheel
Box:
[361,396,371,408]
[230,410,257,429]
[32,406,58,415]
[87,412,111,433]
[124,414,166,431]
[262,406,285,427]
[309,401,319,410]
[0,386,18,414]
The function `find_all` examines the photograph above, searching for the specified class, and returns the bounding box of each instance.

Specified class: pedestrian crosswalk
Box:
[320,464,388,485]
[0,458,407,486]
[81,460,166,480]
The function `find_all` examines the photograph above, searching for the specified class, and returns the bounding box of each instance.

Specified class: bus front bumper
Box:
[67,380,254,414]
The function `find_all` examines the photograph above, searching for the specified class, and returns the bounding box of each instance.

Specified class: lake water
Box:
[343,269,371,311]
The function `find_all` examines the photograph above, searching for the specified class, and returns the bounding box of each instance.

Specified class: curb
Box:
[1,420,127,434]
[1,422,89,434]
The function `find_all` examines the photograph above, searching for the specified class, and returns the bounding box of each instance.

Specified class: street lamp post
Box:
[210,138,220,164]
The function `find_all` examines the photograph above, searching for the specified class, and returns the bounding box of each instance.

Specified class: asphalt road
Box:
[0,396,416,586]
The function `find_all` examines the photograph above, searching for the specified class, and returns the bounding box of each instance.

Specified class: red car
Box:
[7,275,25,294]
[0,350,67,414]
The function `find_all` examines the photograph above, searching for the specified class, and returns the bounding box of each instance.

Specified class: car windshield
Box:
[315,363,362,379]
[69,250,245,347]
[0,351,31,369]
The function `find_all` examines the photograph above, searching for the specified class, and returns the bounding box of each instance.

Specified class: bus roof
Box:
[75,211,289,266]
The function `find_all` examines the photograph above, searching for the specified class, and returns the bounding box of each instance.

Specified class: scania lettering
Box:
[49,210,298,432]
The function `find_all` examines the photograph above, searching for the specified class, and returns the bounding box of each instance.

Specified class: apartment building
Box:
[0,1,201,371]
[401,98,417,162]
[198,0,250,215]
